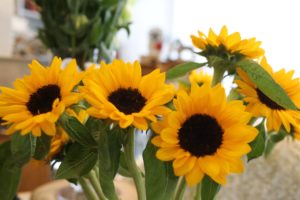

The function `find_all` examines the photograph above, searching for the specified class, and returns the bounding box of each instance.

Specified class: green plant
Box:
[35,0,130,70]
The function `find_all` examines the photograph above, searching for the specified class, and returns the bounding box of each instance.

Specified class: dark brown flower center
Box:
[178,114,223,157]
[256,89,284,110]
[27,84,61,115]
[108,88,146,115]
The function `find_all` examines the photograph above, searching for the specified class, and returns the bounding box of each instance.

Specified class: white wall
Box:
[172,0,300,75]
[0,0,14,57]
[118,0,174,62]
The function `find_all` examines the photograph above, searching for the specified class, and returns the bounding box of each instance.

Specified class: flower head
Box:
[80,60,174,130]
[236,57,300,132]
[152,83,257,186]
[189,69,212,86]
[191,26,264,62]
[0,57,82,136]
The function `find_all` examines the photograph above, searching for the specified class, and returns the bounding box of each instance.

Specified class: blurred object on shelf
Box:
[141,38,194,74]
[140,56,184,75]
[149,27,163,61]
[167,39,195,61]
[13,34,51,62]
[16,0,41,20]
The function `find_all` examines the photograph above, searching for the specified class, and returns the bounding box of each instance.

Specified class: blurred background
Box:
[1,0,300,199]
[1,0,300,69]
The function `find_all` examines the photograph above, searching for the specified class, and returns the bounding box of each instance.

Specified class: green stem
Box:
[212,67,226,86]
[173,177,186,200]
[194,183,202,200]
[123,128,146,200]
[94,165,100,179]
[86,170,108,200]
[78,177,99,200]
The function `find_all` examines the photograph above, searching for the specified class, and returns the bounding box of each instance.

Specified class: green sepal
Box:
[201,175,221,200]
[247,121,266,161]
[55,142,97,179]
[59,113,97,148]
[143,135,178,200]
[264,127,287,157]
[207,55,233,69]
[0,141,22,200]
[237,60,298,110]
[33,134,52,160]
[166,62,206,80]
[88,18,103,45]
[11,133,36,167]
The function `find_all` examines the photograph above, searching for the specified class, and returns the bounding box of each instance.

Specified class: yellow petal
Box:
[185,163,204,186]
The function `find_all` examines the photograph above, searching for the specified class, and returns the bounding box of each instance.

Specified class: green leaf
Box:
[59,113,97,148]
[143,136,178,200]
[88,18,102,45]
[85,117,106,142]
[201,175,221,200]
[237,60,298,110]
[0,141,22,200]
[97,126,123,200]
[55,142,97,179]
[247,122,266,161]
[11,133,36,167]
[33,134,52,160]
[166,62,206,80]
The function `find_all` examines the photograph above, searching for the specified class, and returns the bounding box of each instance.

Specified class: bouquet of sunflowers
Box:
[0,26,299,200]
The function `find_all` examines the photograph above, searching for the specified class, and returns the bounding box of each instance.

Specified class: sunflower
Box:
[80,60,174,130]
[189,69,212,86]
[236,57,300,133]
[46,109,88,161]
[152,83,257,186]
[175,69,212,93]
[0,57,82,137]
[191,26,264,60]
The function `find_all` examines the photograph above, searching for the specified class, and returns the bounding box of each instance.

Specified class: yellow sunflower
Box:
[236,57,300,132]
[293,127,300,140]
[80,59,174,130]
[0,57,82,137]
[191,26,264,59]
[189,69,212,86]
[46,109,88,160]
[152,83,258,186]
[175,70,212,93]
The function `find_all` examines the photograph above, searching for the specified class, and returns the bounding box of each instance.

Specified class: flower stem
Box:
[173,177,186,200]
[86,170,108,200]
[78,177,99,200]
[212,67,226,86]
[124,128,146,200]
[194,183,202,200]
